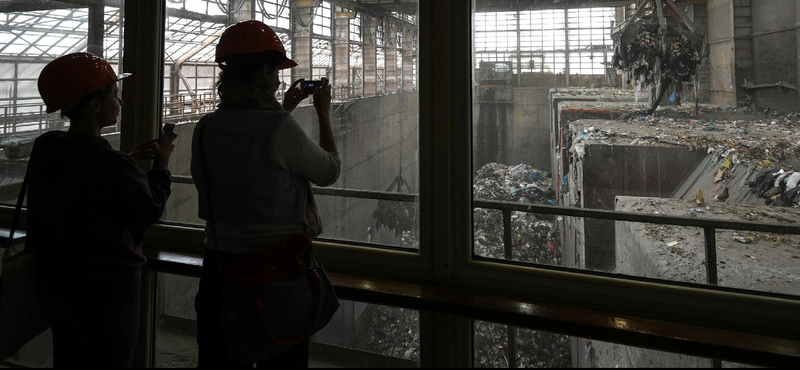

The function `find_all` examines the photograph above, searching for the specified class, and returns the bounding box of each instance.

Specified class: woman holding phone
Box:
[27,52,177,367]
[191,20,340,368]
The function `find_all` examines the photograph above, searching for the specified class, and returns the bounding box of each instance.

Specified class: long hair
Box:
[216,50,286,105]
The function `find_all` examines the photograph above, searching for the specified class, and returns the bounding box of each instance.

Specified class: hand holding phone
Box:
[301,80,324,95]
[159,123,175,144]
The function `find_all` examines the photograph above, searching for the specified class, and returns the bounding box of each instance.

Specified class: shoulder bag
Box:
[197,117,340,363]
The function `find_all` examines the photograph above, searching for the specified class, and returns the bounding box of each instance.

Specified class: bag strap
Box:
[6,171,29,249]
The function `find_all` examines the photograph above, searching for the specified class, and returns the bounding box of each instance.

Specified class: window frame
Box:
[2,0,797,366]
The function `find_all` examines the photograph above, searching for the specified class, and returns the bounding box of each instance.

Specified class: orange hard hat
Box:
[38,53,130,113]
[215,20,297,70]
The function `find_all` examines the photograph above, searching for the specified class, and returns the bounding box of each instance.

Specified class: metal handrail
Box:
[170,174,800,286]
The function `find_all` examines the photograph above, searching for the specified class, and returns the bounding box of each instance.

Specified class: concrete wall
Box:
[706,0,799,111]
[509,88,551,171]
[694,4,712,103]
[707,0,737,106]
[750,0,799,111]
[568,143,707,271]
[474,74,612,174]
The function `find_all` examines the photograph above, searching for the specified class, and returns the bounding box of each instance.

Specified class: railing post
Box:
[507,325,516,368]
[3,107,7,135]
[704,227,718,285]
[503,208,512,260]
[38,105,43,134]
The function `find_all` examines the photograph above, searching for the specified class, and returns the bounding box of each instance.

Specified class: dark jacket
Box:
[26,131,171,280]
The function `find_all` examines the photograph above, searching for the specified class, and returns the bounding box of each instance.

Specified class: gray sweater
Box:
[191,108,341,254]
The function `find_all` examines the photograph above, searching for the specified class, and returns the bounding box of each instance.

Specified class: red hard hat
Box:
[37,53,130,113]
[215,20,297,70]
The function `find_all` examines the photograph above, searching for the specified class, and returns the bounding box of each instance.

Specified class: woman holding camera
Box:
[28,52,176,367]
[191,20,340,368]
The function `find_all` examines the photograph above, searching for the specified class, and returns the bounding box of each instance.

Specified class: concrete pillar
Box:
[227,0,254,24]
[333,7,350,100]
[292,6,313,81]
[87,1,104,58]
[706,0,736,106]
[732,0,752,104]
[385,20,398,93]
[169,64,180,115]
[362,16,377,96]
[402,27,414,91]
[694,4,711,103]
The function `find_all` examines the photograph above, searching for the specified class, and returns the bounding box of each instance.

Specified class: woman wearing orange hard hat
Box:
[26,52,176,367]
[190,20,340,368]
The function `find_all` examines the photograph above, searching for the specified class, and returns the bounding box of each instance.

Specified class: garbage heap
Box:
[474,321,572,368]
[373,199,419,248]
[473,162,560,265]
[613,28,699,101]
[353,163,569,366]
[353,305,420,362]
[749,168,800,207]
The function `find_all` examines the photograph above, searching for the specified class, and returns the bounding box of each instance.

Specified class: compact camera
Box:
[301,80,324,94]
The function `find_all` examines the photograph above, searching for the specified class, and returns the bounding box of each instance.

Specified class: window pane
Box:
[0,1,125,206]
[471,0,800,296]
[160,1,420,252]
[313,301,420,364]
[154,271,420,367]
[474,320,752,368]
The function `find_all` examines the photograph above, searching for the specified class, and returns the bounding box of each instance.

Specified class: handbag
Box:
[0,173,50,360]
[197,117,340,363]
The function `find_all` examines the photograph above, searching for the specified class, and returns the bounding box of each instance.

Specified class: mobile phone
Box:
[159,123,175,144]
[301,80,324,94]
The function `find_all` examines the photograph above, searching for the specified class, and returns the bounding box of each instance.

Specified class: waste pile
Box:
[568,107,800,208]
[475,321,572,368]
[551,86,648,100]
[373,200,416,238]
[353,305,420,362]
[473,162,560,265]
[749,168,800,207]
[571,112,800,165]
[613,28,699,103]
[354,164,568,367]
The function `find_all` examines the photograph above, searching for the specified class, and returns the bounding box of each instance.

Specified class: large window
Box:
[470,0,800,365]
[155,0,420,365]
[0,1,126,207]
[475,8,613,75]
[3,0,798,367]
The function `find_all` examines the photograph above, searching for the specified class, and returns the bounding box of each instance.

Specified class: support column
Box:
[385,19,398,93]
[333,7,351,100]
[292,6,314,81]
[694,3,711,103]
[564,10,570,87]
[87,1,105,58]
[169,64,180,116]
[362,15,377,96]
[419,311,473,368]
[402,27,414,91]
[732,0,752,104]
[121,2,165,366]
[227,0,254,24]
